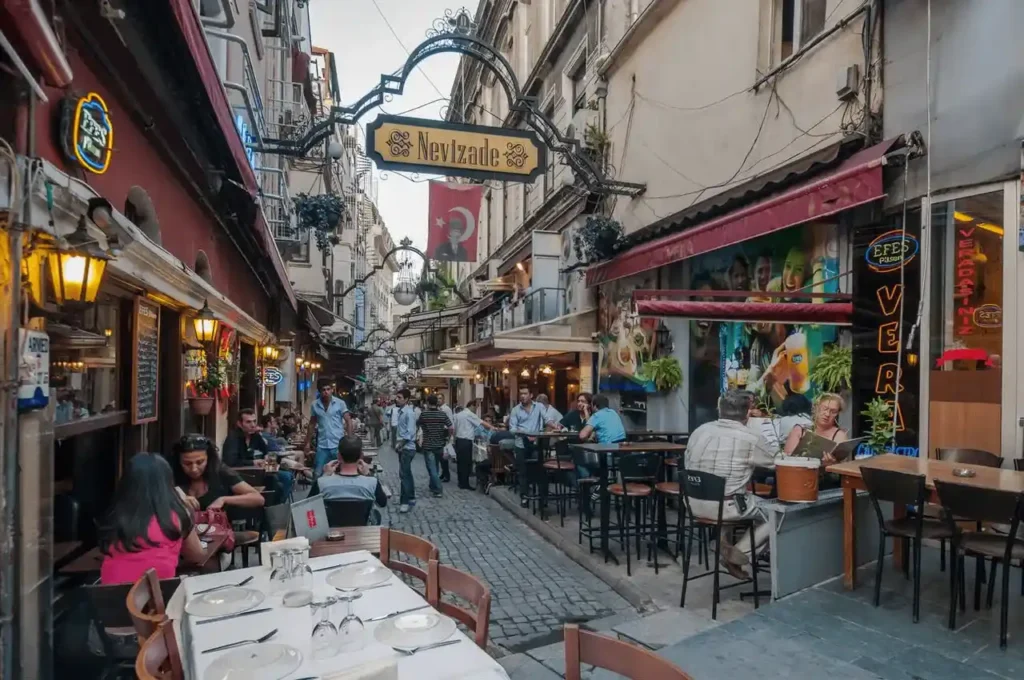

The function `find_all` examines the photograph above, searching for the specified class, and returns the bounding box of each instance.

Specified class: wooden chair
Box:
[135,619,184,680]
[426,559,491,649]
[380,528,439,589]
[563,624,693,680]
[126,568,168,641]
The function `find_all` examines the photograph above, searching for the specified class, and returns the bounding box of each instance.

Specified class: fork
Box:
[201,629,277,654]
[391,638,461,655]
[193,575,253,596]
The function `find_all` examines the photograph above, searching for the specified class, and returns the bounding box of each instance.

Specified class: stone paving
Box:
[372,440,634,652]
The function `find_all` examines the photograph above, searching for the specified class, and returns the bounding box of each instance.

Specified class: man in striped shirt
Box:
[417,394,452,498]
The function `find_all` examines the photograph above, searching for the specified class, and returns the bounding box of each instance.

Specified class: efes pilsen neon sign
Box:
[61,93,114,174]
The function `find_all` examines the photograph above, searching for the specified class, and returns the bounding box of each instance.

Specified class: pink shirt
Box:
[100,516,183,585]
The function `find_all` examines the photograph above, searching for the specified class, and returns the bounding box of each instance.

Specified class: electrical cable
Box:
[370,0,448,100]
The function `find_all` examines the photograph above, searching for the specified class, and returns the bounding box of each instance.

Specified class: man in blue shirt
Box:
[304,379,352,476]
[509,386,548,507]
[576,394,627,480]
[393,389,419,513]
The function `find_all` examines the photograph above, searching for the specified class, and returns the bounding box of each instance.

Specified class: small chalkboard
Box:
[131,296,160,424]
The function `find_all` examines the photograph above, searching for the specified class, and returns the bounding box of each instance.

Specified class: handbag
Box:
[443,442,455,461]
[194,508,236,552]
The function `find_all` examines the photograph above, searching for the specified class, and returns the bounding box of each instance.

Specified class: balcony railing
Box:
[476,288,566,341]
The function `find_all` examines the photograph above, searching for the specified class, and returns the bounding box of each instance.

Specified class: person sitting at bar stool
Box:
[685,389,782,580]
[574,394,627,481]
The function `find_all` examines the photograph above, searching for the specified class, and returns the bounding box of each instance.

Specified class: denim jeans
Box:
[399,447,416,504]
[266,470,294,504]
[423,447,443,495]
[314,446,335,477]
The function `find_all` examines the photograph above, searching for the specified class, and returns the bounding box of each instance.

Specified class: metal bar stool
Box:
[611,452,661,577]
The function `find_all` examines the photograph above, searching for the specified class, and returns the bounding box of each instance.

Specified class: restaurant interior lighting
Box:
[520,367,530,378]
[192,300,219,343]
[452,363,460,370]
[296,357,304,366]
[906,352,919,368]
[474,372,482,381]
[977,222,1004,236]
[953,211,974,223]
[104,328,113,337]
[515,262,525,272]
[502,365,510,375]
[540,365,554,375]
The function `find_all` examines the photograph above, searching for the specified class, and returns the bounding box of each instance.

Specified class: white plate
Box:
[326,563,392,590]
[185,587,265,618]
[203,643,302,680]
[373,611,457,649]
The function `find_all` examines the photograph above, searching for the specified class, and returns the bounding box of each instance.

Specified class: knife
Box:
[311,558,369,573]
[195,607,272,625]
[365,604,431,623]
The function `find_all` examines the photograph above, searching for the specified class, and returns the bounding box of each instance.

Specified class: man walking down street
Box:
[367,401,384,448]
[509,386,548,508]
[685,389,781,580]
[304,379,352,476]
[418,395,452,498]
[453,399,495,490]
[394,390,419,513]
[437,393,455,482]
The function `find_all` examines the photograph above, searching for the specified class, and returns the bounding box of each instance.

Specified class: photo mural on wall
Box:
[598,273,659,392]
[688,224,840,427]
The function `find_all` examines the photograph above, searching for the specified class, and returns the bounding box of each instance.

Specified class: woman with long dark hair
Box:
[169,434,264,511]
[99,452,206,584]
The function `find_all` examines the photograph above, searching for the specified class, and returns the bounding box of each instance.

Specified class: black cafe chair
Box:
[932,448,1003,573]
[861,467,953,622]
[679,470,760,620]
[325,498,374,527]
[935,480,1024,648]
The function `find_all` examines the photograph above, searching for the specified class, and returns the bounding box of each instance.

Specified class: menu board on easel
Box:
[132,296,160,424]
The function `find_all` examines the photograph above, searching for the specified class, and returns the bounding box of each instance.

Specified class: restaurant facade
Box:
[0,2,317,676]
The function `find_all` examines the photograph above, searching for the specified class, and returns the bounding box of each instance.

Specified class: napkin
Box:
[322,659,398,680]
[259,536,309,567]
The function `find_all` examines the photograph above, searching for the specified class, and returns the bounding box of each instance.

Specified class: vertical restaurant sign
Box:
[61,93,114,174]
[234,111,258,169]
[955,225,977,336]
[852,219,921,457]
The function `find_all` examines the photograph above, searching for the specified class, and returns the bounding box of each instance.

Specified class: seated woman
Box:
[783,392,848,466]
[99,452,206,584]
[170,434,265,511]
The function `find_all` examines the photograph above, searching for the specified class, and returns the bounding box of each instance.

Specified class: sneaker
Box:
[431,491,443,498]
[399,504,410,514]
[408,499,416,507]
[520,497,530,508]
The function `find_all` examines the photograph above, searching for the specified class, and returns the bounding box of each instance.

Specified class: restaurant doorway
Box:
[922,183,1019,458]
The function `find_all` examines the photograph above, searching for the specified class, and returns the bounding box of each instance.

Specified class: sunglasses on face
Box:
[179,435,210,450]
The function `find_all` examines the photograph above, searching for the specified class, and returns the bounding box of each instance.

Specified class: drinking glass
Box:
[269,550,294,595]
[336,594,365,652]
[310,600,338,659]
[288,548,314,591]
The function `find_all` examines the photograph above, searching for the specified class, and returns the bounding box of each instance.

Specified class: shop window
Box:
[928,191,1004,373]
[777,0,827,62]
[569,57,586,114]
[51,295,121,425]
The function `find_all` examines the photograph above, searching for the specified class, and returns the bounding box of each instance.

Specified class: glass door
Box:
[925,188,1011,457]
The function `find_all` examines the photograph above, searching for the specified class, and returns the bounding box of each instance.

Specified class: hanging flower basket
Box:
[293,193,343,250]
[188,396,215,416]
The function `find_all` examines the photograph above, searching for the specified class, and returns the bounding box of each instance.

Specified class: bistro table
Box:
[517,431,579,518]
[167,550,509,680]
[573,442,688,562]
[310,526,382,558]
[827,454,1024,590]
[626,429,689,442]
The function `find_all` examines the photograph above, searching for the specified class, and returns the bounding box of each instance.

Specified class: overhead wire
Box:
[370,0,448,100]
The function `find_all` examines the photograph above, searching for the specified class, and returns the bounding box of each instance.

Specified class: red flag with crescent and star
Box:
[427,180,482,263]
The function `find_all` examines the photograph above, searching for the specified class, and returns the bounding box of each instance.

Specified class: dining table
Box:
[827,454,1024,590]
[573,441,689,562]
[310,526,382,558]
[167,550,509,680]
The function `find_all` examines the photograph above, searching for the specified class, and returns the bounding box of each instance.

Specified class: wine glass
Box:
[310,600,338,659]
[336,593,365,652]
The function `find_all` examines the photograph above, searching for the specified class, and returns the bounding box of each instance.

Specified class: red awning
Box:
[586,139,897,287]
[636,299,853,325]
[169,0,296,310]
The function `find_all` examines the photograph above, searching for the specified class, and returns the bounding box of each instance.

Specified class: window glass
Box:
[928,191,1004,372]
[51,294,120,423]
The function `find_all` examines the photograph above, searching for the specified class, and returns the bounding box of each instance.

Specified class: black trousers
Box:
[455,438,474,488]
[515,441,538,496]
[437,448,451,481]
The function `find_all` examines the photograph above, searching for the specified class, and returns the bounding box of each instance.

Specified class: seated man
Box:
[575,394,627,481]
[685,389,782,580]
[314,436,388,525]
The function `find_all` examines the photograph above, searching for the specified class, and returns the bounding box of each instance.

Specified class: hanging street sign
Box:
[366,115,547,183]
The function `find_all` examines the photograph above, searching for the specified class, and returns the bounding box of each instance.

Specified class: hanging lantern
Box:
[296,356,304,366]
[262,345,276,361]
[48,242,109,304]
[192,300,219,343]
[392,280,418,306]
[520,367,531,378]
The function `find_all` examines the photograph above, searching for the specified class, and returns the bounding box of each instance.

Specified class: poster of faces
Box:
[688,224,840,427]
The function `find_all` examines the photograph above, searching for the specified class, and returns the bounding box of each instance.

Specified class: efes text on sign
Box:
[366,115,546,183]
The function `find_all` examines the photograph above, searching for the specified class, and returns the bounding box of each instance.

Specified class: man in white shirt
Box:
[535,394,562,430]
[453,399,496,490]
[437,393,455,482]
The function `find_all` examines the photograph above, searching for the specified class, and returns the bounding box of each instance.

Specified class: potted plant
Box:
[572,215,624,265]
[639,356,683,393]
[188,362,225,416]
[860,397,895,455]
[808,345,852,393]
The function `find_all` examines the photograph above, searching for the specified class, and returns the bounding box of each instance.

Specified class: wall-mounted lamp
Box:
[48,222,111,304]
[192,300,219,343]
[474,372,482,381]
[103,328,113,338]
[906,352,919,368]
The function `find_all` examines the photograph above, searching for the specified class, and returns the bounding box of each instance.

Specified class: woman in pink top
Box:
[99,452,206,584]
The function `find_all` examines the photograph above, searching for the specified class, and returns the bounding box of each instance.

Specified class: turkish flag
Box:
[427,181,483,263]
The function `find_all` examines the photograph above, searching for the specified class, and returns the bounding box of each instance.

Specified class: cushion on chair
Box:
[543,460,576,471]
[608,483,652,497]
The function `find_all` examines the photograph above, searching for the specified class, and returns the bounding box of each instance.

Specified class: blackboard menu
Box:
[132,296,161,424]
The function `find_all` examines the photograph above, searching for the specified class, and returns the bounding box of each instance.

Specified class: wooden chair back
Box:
[563,624,693,680]
[126,568,168,641]
[426,559,491,649]
[381,528,438,586]
[135,619,184,680]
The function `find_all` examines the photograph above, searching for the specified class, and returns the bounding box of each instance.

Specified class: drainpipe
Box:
[198,0,234,29]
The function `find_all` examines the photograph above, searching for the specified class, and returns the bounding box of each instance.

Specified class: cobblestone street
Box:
[373,441,634,652]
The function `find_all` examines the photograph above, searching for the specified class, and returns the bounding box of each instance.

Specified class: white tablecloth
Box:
[167,551,508,680]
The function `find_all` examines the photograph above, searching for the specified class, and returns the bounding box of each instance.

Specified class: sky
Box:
[310,0,481,254]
